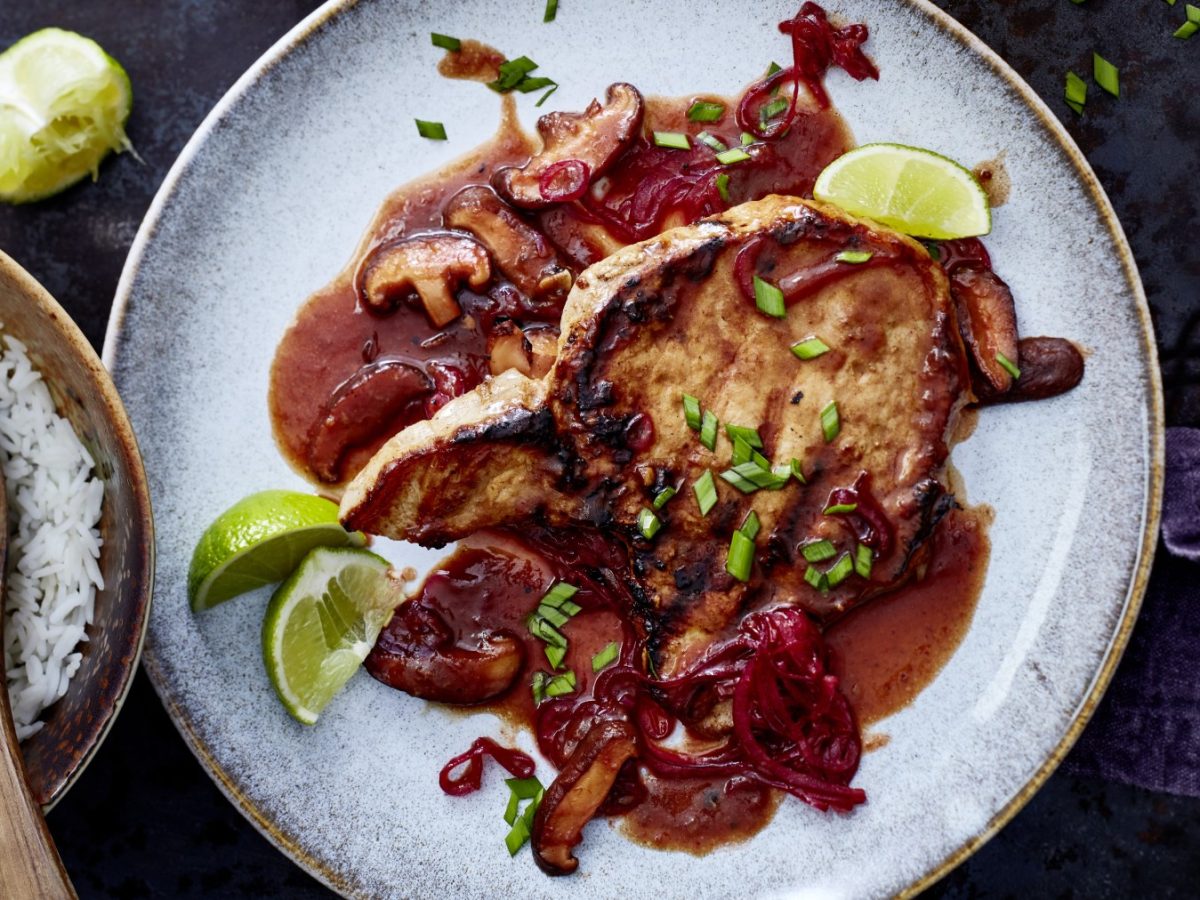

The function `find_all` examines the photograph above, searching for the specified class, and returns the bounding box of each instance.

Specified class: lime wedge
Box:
[813,143,991,240]
[262,546,400,725]
[188,490,365,612]
[0,28,134,203]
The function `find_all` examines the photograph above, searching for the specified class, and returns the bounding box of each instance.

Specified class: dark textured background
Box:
[1,1,1198,896]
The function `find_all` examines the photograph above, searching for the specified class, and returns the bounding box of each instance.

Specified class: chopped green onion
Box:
[804,564,829,592]
[1188,2,1200,21]
[505,817,531,855]
[769,464,791,488]
[697,131,728,152]
[835,250,873,264]
[826,553,854,587]
[995,351,1022,379]
[528,616,567,648]
[700,410,718,451]
[715,173,732,203]
[740,510,761,540]
[766,61,783,77]
[544,0,558,22]
[653,486,677,509]
[516,76,556,94]
[731,439,769,471]
[506,777,543,800]
[791,337,830,360]
[638,507,663,539]
[431,33,462,51]
[415,119,447,140]
[801,539,837,563]
[824,502,858,516]
[694,470,718,515]
[760,97,789,122]
[725,530,755,582]
[1176,20,1200,37]
[789,458,807,484]
[541,581,580,608]
[688,100,726,122]
[720,462,788,493]
[545,643,567,669]
[753,275,786,318]
[504,789,520,825]
[1066,70,1088,114]
[592,641,620,672]
[490,56,539,91]
[1093,53,1119,97]
[820,400,840,443]
[855,543,874,578]
[535,84,558,106]
[545,671,576,697]
[717,147,752,165]
[726,424,763,448]
[683,393,702,431]
[531,671,547,704]
[654,131,691,150]
[539,605,571,628]
[741,132,755,146]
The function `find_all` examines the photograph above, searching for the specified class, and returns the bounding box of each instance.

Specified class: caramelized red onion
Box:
[538,159,592,204]
[823,471,894,557]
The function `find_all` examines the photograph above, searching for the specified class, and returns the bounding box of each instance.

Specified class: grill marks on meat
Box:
[341,197,970,673]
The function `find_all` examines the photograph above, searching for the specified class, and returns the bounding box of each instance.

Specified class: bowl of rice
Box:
[0,249,153,808]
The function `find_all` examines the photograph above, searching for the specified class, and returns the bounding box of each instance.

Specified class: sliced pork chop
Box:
[341,196,969,672]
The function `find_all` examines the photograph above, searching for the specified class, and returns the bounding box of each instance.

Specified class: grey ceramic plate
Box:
[105,1,1162,897]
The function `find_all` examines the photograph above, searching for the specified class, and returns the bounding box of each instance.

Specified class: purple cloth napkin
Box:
[1064,428,1200,796]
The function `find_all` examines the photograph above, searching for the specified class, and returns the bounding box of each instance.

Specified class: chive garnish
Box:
[697,131,728,152]
[683,393,702,431]
[717,147,752,165]
[740,132,755,146]
[731,435,753,466]
[431,33,462,51]
[740,510,761,540]
[835,250,873,264]
[824,502,858,516]
[804,564,829,592]
[769,465,791,488]
[996,351,1022,379]
[826,553,854,587]
[544,0,558,22]
[415,119,447,140]
[715,173,732,203]
[726,424,763,448]
[766,61,783,77]
[720,462,788,493]
[1176,20,1199,38]
[541,582,580,607]
[791,337,830,360]
[1066,70,1088,114]
[694,470,718,515]
[653,486,677,509]
[688,100,726,122]
[726,530,755,582]
[638,507,663,539]
[820,401,840,442]
[753,275,786,318]
[789,457,807,484]
[545,643,568,669]
[507,777,543,800]
[592,642,620,672]
[654,131,691,150]
[700,410,718,451]
[1093,53,1119,97]
[855,543,874,578]
[760,97,789,122]
[545,671,576,697]
[488,56,559,105]
[539,605,571,628]
[531,671,547,704]
[801,539,837,563]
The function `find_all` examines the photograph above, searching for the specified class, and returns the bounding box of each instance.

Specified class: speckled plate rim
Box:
[0,251,157,813]
[103,1,1163,896]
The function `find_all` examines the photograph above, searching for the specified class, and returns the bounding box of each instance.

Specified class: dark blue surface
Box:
[1,1,1197,896]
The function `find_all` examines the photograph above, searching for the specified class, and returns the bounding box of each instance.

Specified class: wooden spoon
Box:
[0,468,76,898]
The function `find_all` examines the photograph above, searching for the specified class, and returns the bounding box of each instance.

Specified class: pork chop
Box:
[340,196,969,672]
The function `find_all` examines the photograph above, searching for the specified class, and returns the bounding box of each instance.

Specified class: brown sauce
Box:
[973,152,1011,208]
[827,505,990,727]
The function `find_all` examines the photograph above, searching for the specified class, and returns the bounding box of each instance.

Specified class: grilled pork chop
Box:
[341,196,969,672]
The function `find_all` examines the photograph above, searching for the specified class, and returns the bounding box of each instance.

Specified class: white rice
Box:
[0,330,104,741]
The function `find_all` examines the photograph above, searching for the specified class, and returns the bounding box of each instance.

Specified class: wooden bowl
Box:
[0,251,154,808]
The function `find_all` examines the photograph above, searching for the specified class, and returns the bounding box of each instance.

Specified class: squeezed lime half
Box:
[188,489,365,612]
[262,546,399,725]
[813,143,991,241]
[0,28,134,203]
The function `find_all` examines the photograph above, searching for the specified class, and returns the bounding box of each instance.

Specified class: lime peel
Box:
[813,143,991,241]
